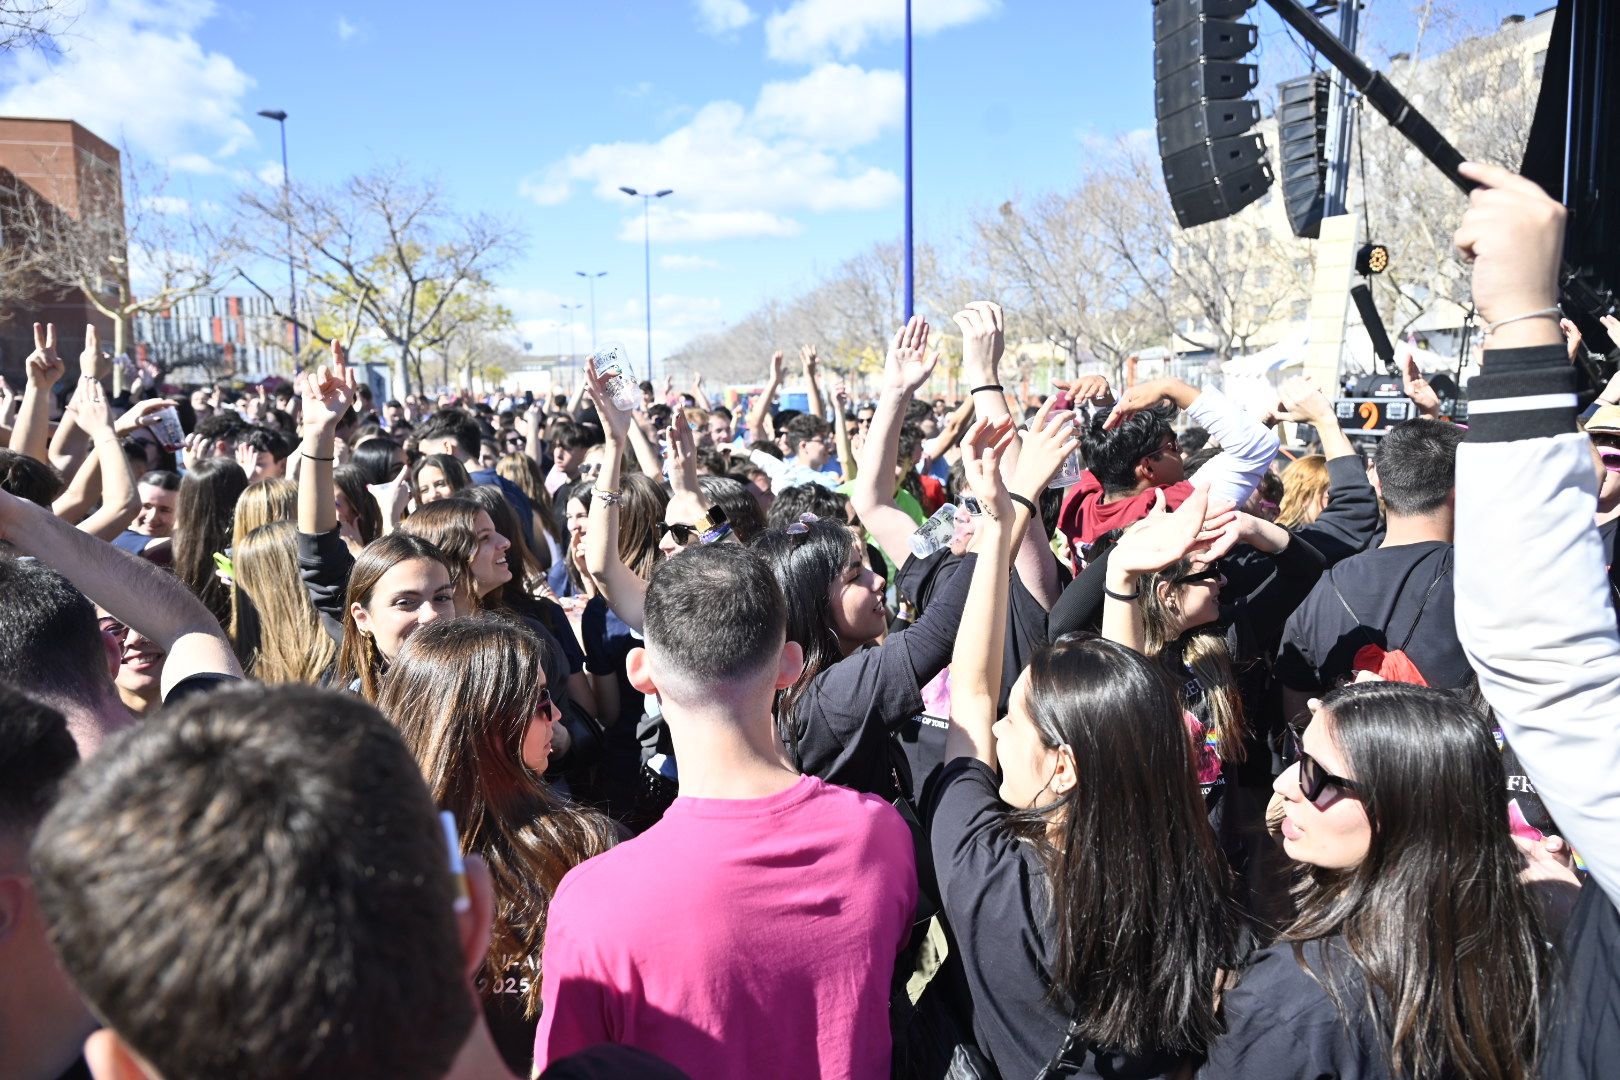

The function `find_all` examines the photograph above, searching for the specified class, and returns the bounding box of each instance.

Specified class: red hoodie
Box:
[1057,470,1195,557]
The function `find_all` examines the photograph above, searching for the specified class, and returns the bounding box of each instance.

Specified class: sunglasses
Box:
[503,434,526,447]
[578,462,603,476]
[656,521,703,545]
[1172,566,1222,587]
[1286,728,1363,806]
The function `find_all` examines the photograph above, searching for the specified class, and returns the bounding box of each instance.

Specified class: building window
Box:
[1534,50,1547,77]
[1292,299,1310,321]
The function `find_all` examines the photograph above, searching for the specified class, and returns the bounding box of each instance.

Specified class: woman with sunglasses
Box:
[378,614,619,1077]
[1104,494,1324,922]
[1201,681,1552,1080]
[931,428,1244,1079]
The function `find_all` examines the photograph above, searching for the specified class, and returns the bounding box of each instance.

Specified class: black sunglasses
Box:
[656,521,702,545]
[1172,566,1222,587]
[1286,728,1363,805]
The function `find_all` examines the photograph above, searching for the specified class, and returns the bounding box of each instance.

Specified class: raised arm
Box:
[802,345,825,420]
[746,349,785,444]
[665,409,712,527]
[297,341,358,538]
[63,378,140,540]
[0,485,242,695]
[10,322,64,463]
[581,359,648,632]
[1101,489,1236,654]
[48,326,108,477]
[1275,375,1380,562]
[1449,162,1620,907]
[943,418,1017,767]
[1006,397,1080,611]
[832,379,858,482]
[851,316,936,562]
[921,396,975,475]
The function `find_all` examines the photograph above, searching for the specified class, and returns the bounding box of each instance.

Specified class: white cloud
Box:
[0,0,255,167]
[520,63,903,239]
[139,194,190,214]
[255,161,286,186]
[696,0,754,34]
[336,16,360,41]
[765,0,999,64]
[661,253,721,271]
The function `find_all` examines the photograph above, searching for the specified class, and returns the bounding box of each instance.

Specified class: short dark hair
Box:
[138,469,182,491]
[0,557,109,709]
[194,413,247,448]
[644,543,786,693]
[766,483,848,527]
[698,475,766,543]
[241,424,291,461]
[416,408,482,459]
[31,685,475,1079]
[1081,404,1177,496]
[0,448,66,506]
[1178,426,1211,455]
[1375,419,1464,516]
[0,682,78,836]
[711,404,733,423]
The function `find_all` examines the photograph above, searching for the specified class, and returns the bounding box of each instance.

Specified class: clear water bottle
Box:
[590,343,641,412]
[909,502,959,559]
[1046,391,1084,490]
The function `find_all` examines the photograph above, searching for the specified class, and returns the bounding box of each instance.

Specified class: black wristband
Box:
[1103,580,1141,603]
[970,383,1004,395]
[301,451,335,462]
[1008,492,1038,515]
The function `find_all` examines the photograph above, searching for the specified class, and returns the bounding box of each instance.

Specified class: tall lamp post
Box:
[574,270,607,352]
[617,186,673,382]
[560,302,583,365]
[255,109,299,360]
[902,0,914,320]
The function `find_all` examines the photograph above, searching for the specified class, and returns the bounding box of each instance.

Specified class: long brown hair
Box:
[173,457,248,628]
[458,485,543,602]
[1282,682,1549,1080]
[401,498,484,611]
[229,522,337,685]
[496,452,564,556]
[1139,556,1246,763]
[334,533,458,702]
[1008,635,1240,1058]
[1277,454,1331,529]
[616,471,669,582]
[377,615,618,1017]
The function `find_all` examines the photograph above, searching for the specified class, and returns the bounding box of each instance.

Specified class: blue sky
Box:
[0,0,1541,369]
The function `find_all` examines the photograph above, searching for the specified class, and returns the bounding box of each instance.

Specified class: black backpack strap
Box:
[1395,550,1452,653]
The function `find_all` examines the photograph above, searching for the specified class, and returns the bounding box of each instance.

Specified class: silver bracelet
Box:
[591,486,623,507]
[1483,305,1561,337]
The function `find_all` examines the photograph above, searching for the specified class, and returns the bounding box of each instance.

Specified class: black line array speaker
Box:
[1276,72,1331,239]
[1153,0,1274,229]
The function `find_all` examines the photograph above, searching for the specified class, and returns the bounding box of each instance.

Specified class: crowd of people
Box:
[0,161,1615,1080]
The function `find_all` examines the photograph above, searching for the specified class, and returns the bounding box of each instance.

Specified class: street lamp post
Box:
[255,109,299,360]
[902,0,914,321]
[574,270,607,353]
[618,186,673,382]
[560,302,583,364]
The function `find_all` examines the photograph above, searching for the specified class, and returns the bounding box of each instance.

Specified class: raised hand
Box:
[1454,162,1564,341]
[1010,396,1080,495]
[800,344,819,378]
[1561,318,1584,364]
[584,356,634,443]
[668,408,700,492]
[1102,378,1172,431]
[1399,349,1442,418]
[1052,375,1114,409]
[114,397,177,437]
[1276,374,1334,424]
[960,416,1017,523]
[953,301,1004,388]
[79,323,112,381]
[1111,488,1236,576]
[768,349,785,385]
[367,464,412,527]
[883,315,936,394]
[72,376,113,436]
[26,323,64,388]
[833,380,851,411]
[301,340,358,435]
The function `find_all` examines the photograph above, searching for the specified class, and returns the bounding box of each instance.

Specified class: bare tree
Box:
[1,150,238,358]
[0,0,71,53]
[236,165,521,394]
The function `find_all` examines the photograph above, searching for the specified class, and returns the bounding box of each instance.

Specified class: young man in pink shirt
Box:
[534,543,917,1079]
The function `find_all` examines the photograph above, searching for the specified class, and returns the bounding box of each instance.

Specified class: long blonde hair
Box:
[1138,557,1246,764]
[229,522,338,685]
[1276,455,1330,529]
[232,477,297,553]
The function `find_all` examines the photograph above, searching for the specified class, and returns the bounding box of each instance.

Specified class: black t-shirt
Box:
[1543,885,1620,1079]
[1201,937,1385,1079]
[1276,540,1469,691]
[161,672,243,706]
[479,956,541,1076]
[925,758,1184,1080]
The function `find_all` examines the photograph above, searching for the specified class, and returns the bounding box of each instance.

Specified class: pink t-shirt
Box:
[534,775,917,1080]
